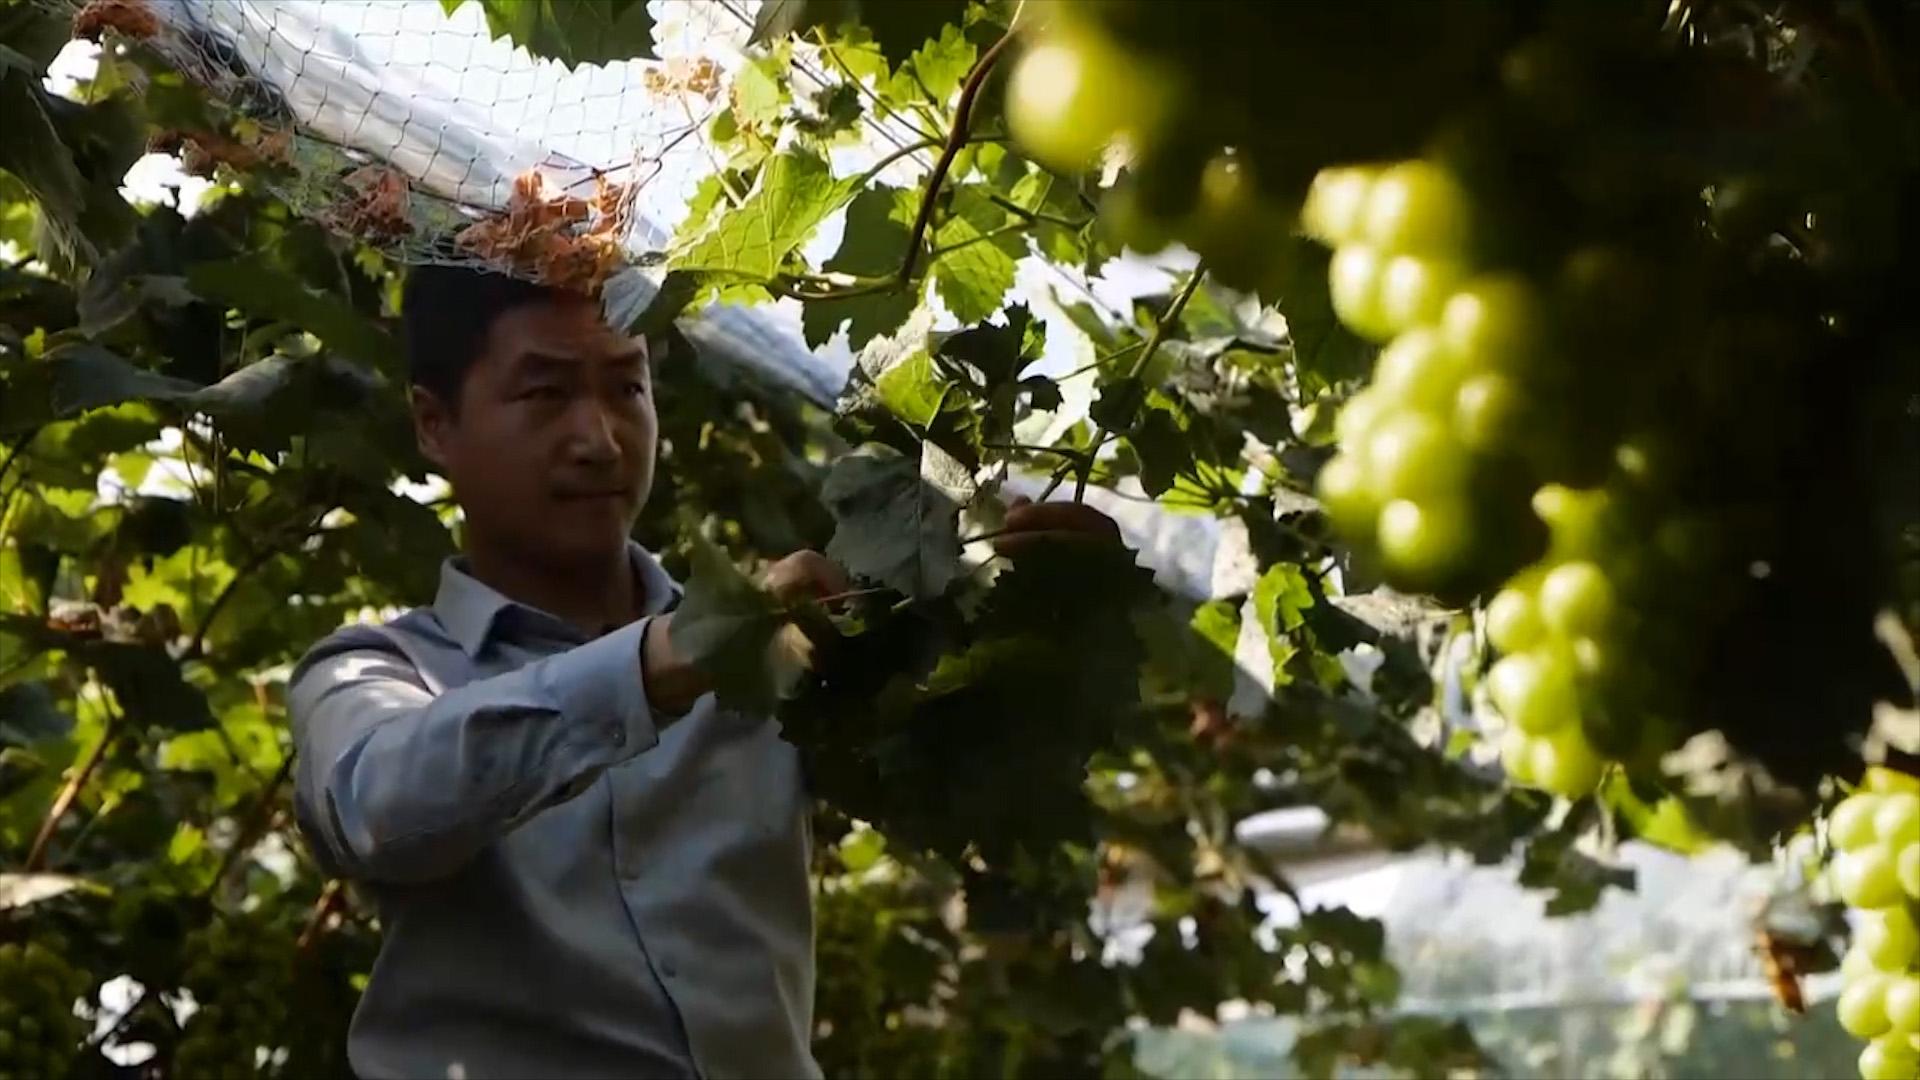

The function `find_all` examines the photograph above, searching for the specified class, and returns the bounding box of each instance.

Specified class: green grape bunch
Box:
[0,941,92,1080]
[171,920,295,1076]
[1303,159,1569,599]
[1003,2,1507,294]
[1829,768,1920,1080]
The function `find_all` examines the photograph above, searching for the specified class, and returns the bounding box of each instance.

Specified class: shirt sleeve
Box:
[290,618,661,884]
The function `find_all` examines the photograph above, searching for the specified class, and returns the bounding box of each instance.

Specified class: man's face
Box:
[413,295,656,566]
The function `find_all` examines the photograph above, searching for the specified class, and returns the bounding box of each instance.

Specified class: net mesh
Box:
[46,0,758,291]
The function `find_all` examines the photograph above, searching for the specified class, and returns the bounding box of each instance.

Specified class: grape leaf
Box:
[1255,564,1314,634]
[1252,563,1314,685]
[1260,237,1371,394]
[749,0,967,69]
[46,345,198,416]
[1518,812,1636,917]
[1127,407,1192,498]
[874,348,946,428]
[749,0,849,46]
[858,0,970,69]
[44,346,375,435]
[905,23,975,104]
[801,185,919,349]
[603,267,701,339]
[930,216,1019,326]
[675,150,852,282]
[935,304,1041,388]
[822,443,962,599]
[669,535,787,714]
[0,2,73,70]
[0,873,100,911]
[186,256,401,371]
[87,642,214,732]
[0,68,87,261]
[797,82,864,143]
[732,54,787,130]
[450,0,657,66]
[0,682,68,745]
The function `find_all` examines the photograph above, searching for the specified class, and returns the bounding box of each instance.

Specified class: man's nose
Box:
[565,397,622,463]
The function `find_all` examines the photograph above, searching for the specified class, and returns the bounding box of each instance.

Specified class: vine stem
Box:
[1040,263,1209,503]
[202,755,296,901]
[895,25,1021,289]
[0,426,39,488]
[25,684,121,872]
[801,586,893,608]
[296,879,347,953]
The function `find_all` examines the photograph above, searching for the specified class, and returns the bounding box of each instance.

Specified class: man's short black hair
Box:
[403,264,567,407]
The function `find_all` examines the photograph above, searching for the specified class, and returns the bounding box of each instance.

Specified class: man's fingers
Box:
[765,550,851,605]
[1001,501,1121,541]
[808,554,853,598]
[993,500,1123,557]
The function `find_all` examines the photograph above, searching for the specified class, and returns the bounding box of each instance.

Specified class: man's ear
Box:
[411,385,454,470]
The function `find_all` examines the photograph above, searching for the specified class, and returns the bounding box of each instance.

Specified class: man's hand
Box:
[642,550,849,716]
[991,496,1123,558]
[761,550,852,606]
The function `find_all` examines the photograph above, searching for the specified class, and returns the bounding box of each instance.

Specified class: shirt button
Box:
[660,960,678,978]
[610,724,626,746]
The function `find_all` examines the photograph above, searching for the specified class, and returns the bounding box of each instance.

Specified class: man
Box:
[289,266,1118,1079]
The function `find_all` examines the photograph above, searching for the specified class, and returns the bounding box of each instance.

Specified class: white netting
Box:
[45,0,778,289]
[30,0,1186,411]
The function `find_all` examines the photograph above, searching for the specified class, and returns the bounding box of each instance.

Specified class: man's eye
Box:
[623,380,648,398]
[524,385,564,400]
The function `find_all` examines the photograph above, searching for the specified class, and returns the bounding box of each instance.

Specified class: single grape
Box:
[1099,182,1172,254]
[1488,651,1578,736]
[1832,795,1887,852]
[1534,485,1619,561]
[1841,975,1894,1039]
[1301,166,1377,246]
[1866,767,1920,795]
[1858,1035,1919,1080]
[1835,847,1905,910]
[1336,388,1390,448]
[1006,24,1165,173]
[1568,634,1616,682]
[1330,245,1393,341]
[1897,843,1918,899]
[1376,496,1473,584]
[1377,256,1466,333]
[1441,275,1544,373]
[1315,453,1378,539]
[1486,586,1545,654]
[1530,725,1606,797]
[1360,160,1471,255]
[1366,412,1466,500]
[1557,245,1658,330]
[1613,430,1686,492]
[1538,561,1617,638]
[1844,945,1881,980]
[1187,153,1292,286]
[1860,906,1920,971]
[1372,328,1466,413]
[1874,794,1918,849]
[1501,729,1539,787]
[1885,975,1920,1035]
[1453,372,1529,453]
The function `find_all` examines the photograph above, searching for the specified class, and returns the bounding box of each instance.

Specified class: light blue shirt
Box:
[288,543,819,1080]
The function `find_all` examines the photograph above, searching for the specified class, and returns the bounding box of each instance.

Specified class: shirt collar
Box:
[434,541,683,657]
